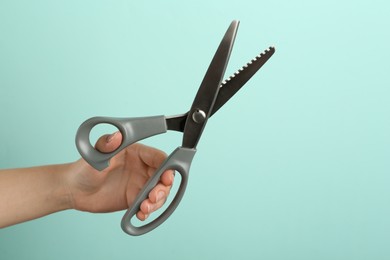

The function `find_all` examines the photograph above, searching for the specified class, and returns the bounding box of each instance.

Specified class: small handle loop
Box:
[75,116,167,171]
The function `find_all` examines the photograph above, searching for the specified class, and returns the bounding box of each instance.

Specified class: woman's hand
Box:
[67,132,174,220]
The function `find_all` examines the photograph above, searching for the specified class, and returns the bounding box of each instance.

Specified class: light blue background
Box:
[1,0,389,259]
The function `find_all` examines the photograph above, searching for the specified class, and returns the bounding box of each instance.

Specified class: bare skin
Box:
[0,132,174,228]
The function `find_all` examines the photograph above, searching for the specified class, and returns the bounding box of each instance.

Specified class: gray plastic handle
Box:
[121,146,196,236]
[75,116,167,171]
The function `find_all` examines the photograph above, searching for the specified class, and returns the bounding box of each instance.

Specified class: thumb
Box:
[94,131,123,153]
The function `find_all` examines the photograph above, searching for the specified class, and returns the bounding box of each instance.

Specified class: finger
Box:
[94,131,122,153]
[136,210,148,221]
[136,144,167,169]
[148,182,172,204]
[137,199,153,221]
[160,170,175,186]
[136,171,174,221]
[139,199,152,215]
[145,195,169,215]
[139,183,171,214]
[138,195,168,218]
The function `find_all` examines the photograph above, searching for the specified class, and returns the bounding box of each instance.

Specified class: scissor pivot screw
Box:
[192,109,206,124]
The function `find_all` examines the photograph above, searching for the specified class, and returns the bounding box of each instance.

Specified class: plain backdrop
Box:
[1,0,389,259]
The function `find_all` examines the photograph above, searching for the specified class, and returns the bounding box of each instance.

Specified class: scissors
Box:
[76,20,275,236]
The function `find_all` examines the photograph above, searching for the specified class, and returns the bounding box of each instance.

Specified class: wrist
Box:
[62,159,95,211]
[50,163,75,212]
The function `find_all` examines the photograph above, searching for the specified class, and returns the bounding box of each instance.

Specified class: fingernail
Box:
[157,191,165,202]
[106,132,117,142]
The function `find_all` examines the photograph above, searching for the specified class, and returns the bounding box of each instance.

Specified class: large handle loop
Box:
[121,147,196,236]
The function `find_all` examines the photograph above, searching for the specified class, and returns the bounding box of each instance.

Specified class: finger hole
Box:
[127,172,183,227]
[90,123,121,153]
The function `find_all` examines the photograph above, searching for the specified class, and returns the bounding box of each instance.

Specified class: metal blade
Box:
[166,46,275,133]
[182,20,239,148]
[211,46,275,116]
